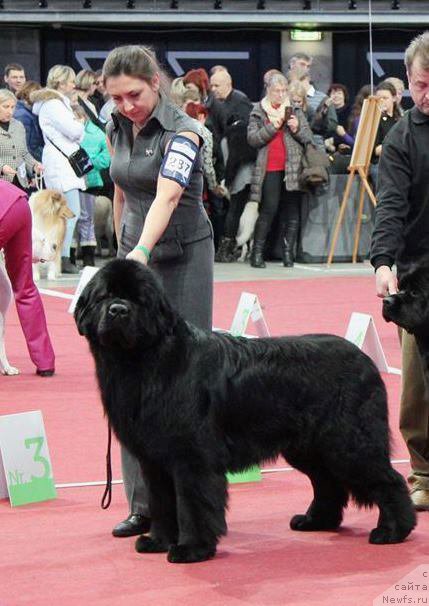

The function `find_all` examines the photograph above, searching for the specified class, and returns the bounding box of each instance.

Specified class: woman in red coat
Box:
[0,180,55,375]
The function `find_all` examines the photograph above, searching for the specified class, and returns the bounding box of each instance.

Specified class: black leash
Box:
[101,422,113,509]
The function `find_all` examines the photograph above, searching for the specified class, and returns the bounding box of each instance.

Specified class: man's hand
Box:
[375,265,398,298]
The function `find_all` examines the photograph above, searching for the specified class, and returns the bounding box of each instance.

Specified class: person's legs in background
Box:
[250,172,282,268]
[400,330,429,510]
[279,191,302,267]
[74,191,96,267]
[208,191,228,251]
[215,185,250,262]
[0,196,55,375]
[62,189,81,274]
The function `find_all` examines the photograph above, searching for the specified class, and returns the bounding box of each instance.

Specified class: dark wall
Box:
[333,29,421,108]
[41,27,281,102]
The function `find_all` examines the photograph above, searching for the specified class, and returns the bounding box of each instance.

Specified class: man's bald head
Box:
[210,69,233,100]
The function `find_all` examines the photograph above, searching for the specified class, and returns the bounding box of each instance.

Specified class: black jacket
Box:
[370,107,429,277]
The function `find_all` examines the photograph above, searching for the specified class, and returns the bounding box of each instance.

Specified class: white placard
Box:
[229,292,270,338]
[345,312,389,373]
[68,265,99,314]
[0,411,56,506]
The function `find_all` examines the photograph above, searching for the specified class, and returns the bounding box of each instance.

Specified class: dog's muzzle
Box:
[108,302,129,320]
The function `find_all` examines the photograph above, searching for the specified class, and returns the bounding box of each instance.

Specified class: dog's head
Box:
[30,190,74,263]
[74,259,178,351]
[383,258,429,336]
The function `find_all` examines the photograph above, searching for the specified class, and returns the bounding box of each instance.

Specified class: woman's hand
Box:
[126,247,149,265]
[287,115,299,133]
[336,125,346,137]
[1,165,17,176]
[34,162,43,175]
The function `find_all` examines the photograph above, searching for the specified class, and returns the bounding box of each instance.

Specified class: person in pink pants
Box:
[0,180,55,376]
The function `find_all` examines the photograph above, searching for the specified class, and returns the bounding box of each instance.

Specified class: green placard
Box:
[0,412,57,506]
[227,466,261,484]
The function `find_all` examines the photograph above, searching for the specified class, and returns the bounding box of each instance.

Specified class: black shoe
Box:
[36,369,55,377]
[112,513,151,538]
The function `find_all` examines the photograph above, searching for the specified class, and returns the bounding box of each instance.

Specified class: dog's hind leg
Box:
[350,466,416,544]
[167,467,228,564]
[135,463,178,555]
[289,467,348,532]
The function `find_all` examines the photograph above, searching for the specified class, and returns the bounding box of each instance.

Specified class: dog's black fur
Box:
[383,255,429,364]
[75,259,415,563]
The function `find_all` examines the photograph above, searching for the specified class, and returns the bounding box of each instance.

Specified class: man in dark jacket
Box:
[208,69,253,250]
[209,68,253,137]
[370,31,429,512]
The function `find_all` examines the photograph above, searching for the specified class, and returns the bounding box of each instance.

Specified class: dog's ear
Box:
[139,278,178,341]
[74,295,91,336]
[74,280,97,337]
[53,193,75,219]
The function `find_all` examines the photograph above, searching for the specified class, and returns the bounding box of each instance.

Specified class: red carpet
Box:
[0,275,424,606]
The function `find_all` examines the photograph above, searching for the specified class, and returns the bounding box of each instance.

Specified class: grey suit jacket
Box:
[0,118,37,188]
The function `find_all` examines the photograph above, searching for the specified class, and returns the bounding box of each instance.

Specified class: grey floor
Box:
[36,256,375,290]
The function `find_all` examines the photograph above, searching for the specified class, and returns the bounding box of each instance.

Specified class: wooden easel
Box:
[327,97,381,265]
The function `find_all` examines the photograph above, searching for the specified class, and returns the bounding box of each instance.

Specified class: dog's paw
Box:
[2,365,19,376]
[290,514,340,532]
[135,535,169,554]
[369,526,409,545]
[167,543,216,564]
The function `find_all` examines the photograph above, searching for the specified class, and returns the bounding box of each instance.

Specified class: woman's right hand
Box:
[1,165,17,176]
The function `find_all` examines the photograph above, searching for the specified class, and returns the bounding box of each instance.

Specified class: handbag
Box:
[299,143,330,190]
[46,136,94,178]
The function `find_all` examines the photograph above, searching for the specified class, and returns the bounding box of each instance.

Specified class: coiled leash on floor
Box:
[101,422,113,509]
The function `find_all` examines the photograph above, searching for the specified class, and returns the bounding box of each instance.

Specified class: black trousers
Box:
[259,171,301,237]
[223,185,250,239]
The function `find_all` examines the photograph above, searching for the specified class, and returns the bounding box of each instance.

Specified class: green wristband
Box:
[135,245,151,260]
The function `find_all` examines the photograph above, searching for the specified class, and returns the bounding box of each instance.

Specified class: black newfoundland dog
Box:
[75,259,415,563]
[383,256,429,363]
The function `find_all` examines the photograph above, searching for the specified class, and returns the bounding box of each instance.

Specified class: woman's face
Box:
[59,76,76,96]
[0,99,16,122]
[292,95,304,108]
[329,88,346,108]
[267,82,288,106]
[105,73,160,124]
[376,89,394,115]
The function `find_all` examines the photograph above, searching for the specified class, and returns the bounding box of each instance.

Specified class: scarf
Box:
[261,96,289,129]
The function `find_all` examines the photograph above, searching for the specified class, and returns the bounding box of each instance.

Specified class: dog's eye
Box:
[409,290,419,298]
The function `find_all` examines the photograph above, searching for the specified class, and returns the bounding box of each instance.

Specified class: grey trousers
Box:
[119,234,214,515]
[400,330,429,488]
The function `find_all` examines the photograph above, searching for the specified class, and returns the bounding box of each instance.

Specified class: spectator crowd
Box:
[0,53,406,274]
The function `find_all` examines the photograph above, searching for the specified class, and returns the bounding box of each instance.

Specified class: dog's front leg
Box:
[32,262,40,282]
[0,314,19,375]
[167,465,228,564]
[134,463,178,555]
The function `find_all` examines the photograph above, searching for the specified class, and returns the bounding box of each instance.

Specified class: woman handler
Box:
[103,45,214,538]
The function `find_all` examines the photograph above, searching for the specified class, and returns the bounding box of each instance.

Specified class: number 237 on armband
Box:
[160,135,199,188]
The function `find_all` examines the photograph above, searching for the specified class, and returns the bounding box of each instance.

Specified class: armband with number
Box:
[160,134,199,188]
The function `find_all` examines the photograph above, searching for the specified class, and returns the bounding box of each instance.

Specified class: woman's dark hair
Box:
[327,83,349,105]
[183,69,209,97]
[347,84,372,131]
[16,80,41,105]
[102,45,170,94]
[184,102,208,120]
[375,80,402,120]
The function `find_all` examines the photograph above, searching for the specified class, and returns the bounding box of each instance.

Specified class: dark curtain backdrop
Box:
[333,29,421,108]
[41,27,281,103]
